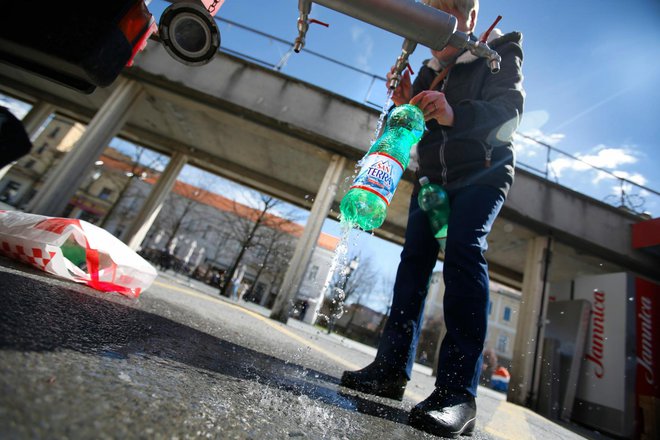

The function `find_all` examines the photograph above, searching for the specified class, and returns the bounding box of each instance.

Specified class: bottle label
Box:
[350,153,404,205]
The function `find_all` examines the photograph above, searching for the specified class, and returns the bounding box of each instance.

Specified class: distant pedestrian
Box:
[481,345,498,386]
[491,366,511,392]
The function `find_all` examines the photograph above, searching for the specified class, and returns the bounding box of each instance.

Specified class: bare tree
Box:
[218,192,292,297]
[160,184,208,253]
[243,226,295,303]
[144,173,220,261]
[100,146,165,228]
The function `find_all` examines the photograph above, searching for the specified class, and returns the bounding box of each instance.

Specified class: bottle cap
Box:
[419,176,430,186]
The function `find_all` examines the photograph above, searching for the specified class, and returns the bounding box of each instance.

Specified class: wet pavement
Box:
[0,256,602,439]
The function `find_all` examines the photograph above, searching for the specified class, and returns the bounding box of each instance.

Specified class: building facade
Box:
[0,113,84,207]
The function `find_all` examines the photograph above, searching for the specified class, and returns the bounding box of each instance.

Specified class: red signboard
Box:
[632,217,660,250]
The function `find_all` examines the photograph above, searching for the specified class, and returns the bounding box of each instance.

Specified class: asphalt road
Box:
[0,256,601,440]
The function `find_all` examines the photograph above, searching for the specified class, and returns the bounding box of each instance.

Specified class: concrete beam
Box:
[504,171,660,282]
[130,43,380,158]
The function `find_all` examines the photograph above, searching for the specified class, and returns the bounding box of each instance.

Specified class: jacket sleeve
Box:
[449,39,525,147]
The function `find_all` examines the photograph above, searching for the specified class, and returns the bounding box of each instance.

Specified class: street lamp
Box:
[340,256,360,292]
[348,256,360,275]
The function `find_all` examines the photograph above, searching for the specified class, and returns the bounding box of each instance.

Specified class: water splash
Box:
[316,220,353,325]
[369,89,394,147]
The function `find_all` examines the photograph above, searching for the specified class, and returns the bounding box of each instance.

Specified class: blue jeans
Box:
[375,184,505,398]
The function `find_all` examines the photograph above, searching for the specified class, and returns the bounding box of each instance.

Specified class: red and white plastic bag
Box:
[0,210,157,298]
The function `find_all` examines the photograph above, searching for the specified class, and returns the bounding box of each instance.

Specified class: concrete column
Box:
[270,154,347,323]
[124,151,188,251]
[0,101,55,181]
[26,78,144,216]
[508,235,553,407]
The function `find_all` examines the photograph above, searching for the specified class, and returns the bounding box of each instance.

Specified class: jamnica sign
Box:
[585,289,606,378]
[636,277,659,399]
[638,295,654,386]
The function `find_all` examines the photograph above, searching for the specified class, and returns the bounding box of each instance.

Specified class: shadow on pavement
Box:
[0,267,410,426]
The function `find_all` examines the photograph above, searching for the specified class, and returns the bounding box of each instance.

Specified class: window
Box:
[78,210,100,224]
[48,126,61,138]
[496,334,509,353]
[488,300,493,315]
[308,265,319,281]
[98,187,113,200]
[0,180,21,202]
[36,143,49,154]
[503,306,511,322]
[24,159,36,169]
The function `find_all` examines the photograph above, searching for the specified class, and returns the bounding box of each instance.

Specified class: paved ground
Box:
[0,256,613,439]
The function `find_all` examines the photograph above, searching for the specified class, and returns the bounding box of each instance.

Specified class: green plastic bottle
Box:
[340,104,425,231]
[417,176,450,250]
[61,238,87,270]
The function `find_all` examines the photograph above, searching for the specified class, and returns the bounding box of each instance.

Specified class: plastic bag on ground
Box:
[0,210,157,298]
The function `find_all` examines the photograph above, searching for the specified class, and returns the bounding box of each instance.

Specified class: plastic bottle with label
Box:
[340,104,425,231]
[61,238,87,269]
[417,176,450,251]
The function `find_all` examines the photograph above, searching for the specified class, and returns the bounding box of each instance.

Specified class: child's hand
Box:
[386,68,412,106]
[410,90,455,126]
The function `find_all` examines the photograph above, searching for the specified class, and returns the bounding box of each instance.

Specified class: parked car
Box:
[0,1,157,94]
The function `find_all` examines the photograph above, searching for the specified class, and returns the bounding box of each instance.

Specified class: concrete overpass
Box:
[1,39,658,405]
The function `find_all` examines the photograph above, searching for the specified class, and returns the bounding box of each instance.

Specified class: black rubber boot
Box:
[340,362,408,401]
[408,389,477,438]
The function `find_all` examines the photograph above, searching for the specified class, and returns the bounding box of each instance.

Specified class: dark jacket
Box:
[0,106,32,168]
[412,31,525,197]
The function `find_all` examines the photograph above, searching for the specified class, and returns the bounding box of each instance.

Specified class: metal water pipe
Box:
[302,0,457,51]
[295,0,500,89]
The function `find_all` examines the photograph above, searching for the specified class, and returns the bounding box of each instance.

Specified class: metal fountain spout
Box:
[448,30,502,73]
[390,38,417,91]
[294,0,312,53]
